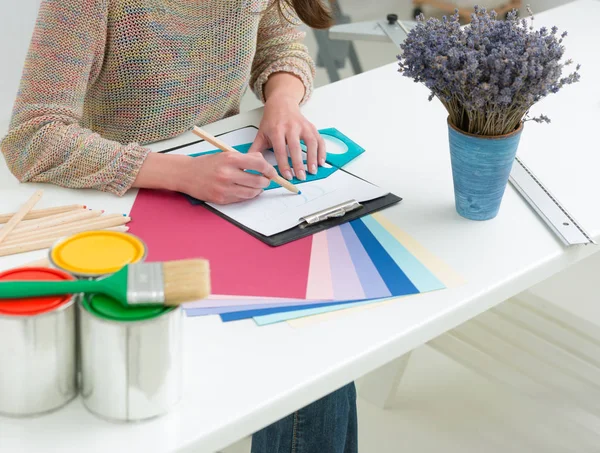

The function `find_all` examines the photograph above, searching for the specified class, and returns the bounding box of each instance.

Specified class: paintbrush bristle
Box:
[163,259,211,305]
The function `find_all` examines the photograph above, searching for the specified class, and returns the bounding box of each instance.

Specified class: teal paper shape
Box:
[188,143,336,190]
[187,128,363,190]
[318,128,365,168]
[265,158,337,190]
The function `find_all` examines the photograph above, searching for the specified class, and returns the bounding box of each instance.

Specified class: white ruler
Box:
[509,157,595,246]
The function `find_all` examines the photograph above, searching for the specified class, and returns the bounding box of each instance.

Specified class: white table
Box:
[1,1,599,451]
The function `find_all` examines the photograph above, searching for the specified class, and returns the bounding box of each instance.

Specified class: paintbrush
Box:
[0,259,210,306]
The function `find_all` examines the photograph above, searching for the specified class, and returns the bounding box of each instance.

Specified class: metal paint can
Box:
[48,230,148,389]
[48,230,148,279]
[0,267,77,417]
[79,293,183,422]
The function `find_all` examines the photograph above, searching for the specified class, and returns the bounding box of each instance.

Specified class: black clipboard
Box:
[162,126,402,247]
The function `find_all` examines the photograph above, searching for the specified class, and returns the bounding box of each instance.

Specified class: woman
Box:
[1,0,357,451]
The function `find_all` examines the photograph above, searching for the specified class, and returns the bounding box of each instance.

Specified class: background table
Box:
[1,1,599,452]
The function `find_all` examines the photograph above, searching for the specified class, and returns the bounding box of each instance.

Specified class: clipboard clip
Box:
[299,200,362,226]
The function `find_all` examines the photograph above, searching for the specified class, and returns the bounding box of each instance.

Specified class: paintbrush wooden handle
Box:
[0,190,44,246]
[0,204,83,224]
[192,126,300,194]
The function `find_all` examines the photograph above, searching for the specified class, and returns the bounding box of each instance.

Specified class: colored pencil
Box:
[0,190,44,246]
[12,209,102,235]
[0,204,84,223]
[191,126,301,194]
[2,215,131,246]
[21,257,51,268]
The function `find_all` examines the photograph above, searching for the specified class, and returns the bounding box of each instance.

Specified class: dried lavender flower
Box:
[397,6,580,136]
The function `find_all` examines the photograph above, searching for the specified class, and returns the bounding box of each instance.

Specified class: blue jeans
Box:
[251,382,358,453]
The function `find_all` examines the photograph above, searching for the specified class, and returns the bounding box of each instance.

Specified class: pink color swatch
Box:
[305,231,334,300]
[128,189,313,298]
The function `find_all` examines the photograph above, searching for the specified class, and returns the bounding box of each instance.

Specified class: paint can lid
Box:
[84,293,173,322]
[50,231,146,277]
[0,267,75,316]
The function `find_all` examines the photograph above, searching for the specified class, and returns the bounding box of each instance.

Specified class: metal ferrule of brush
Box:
[126,263,165,305]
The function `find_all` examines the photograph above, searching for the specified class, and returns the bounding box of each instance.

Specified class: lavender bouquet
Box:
[397,6,580,136]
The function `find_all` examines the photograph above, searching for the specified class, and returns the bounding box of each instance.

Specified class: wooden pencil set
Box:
[0,190,131,258]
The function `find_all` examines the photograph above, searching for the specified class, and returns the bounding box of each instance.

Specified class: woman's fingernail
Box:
[310,164,317,174]
[298,169,306,181]
[319,158,326,166]
[283,169,293,180]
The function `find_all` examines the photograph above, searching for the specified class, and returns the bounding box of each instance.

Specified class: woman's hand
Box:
[133,151,278,205]
[249,74,326,181]
[180,152,278,204]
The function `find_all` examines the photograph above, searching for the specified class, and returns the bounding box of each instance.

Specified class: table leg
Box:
[357,352,412,409]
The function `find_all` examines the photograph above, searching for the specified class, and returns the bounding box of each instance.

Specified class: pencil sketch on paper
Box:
[262,184,333,220]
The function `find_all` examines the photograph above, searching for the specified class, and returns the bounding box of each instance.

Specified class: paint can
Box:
[79,293,183,422]
[48,230,148,388]
[48,230,148,279]
[0,267,77,417]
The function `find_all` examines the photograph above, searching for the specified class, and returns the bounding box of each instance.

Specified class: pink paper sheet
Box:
[128,190,313,298]
[305,231,334,300]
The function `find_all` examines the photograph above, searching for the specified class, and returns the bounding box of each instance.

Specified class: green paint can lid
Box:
[83,293,174,322]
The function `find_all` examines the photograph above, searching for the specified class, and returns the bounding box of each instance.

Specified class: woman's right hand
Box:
[133,151,278,205]
[178,152,278,204]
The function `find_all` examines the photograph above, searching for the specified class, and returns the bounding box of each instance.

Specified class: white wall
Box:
[0,1,41,131]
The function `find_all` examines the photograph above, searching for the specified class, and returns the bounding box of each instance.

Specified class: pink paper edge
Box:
[306,231,334,300]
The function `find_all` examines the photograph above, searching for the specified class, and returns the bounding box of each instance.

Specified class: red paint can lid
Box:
[0,267,75,316]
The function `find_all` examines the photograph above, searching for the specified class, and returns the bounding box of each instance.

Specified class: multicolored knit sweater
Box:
[1,0,315,196]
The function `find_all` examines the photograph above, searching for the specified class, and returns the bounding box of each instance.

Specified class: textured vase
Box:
[447,119,523,221]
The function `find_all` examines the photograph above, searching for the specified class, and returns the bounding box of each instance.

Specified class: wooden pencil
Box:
[104,226,130,233]
[2,214,131,246]
[0,237,63,258]
[21,257,51,268]
[16,209,91,226]
[0,225,130,259]
[0,204,84,224]
[191,126,301,194]
[12,209,102,235]
[0,190,44,246]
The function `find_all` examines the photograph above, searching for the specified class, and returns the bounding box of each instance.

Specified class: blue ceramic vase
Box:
[447,119,523,221]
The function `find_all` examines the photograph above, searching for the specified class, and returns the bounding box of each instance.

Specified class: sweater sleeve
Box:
[0,0,150,197]
[250,3,316,105]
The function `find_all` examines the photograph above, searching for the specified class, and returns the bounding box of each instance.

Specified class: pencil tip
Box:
[298,191,302,195]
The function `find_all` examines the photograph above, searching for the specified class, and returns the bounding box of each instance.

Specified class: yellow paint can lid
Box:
[50,231,147,277]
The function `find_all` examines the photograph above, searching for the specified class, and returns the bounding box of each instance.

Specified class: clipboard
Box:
[162,126,402,246]
[185,188,402,246]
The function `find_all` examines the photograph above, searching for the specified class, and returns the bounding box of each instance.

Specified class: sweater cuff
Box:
[253,57,314,106]
[104,144,151,197]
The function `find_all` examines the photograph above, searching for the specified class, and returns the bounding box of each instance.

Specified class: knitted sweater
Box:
[1,0,315,196]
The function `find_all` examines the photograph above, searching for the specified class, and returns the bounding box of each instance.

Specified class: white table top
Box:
[1,1,599,451]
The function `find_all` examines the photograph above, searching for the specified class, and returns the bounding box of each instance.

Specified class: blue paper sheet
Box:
[250,220,448,325]
[219,217,421,322]
[360,216,445,293]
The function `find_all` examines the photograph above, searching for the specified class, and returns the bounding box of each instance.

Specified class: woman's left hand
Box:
[248,94,326,181]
